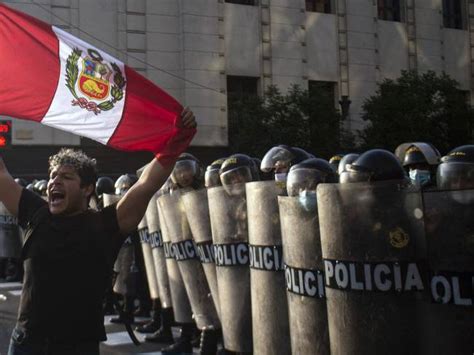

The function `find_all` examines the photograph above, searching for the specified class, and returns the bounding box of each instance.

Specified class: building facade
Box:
[1,0,472,176]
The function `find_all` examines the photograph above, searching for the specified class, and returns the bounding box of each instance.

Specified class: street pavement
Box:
[0,281,198,355]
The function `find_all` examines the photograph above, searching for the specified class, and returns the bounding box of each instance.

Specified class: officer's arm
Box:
[116,108,196,235]
[0,157,23,216]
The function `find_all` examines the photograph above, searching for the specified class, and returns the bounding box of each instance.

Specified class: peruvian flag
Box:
[0,4,195,166]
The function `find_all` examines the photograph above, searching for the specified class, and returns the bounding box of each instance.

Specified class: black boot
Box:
[5,258,23,282]
[161,322,193,354]
[144,307,174,343]
[199,328,219,355]
[111,296,135,324]
[191,326,201,348]
[136,299,161,333]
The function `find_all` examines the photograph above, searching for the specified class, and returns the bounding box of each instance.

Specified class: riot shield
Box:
[0,202,21,258]
[419,188,474,354]
[104,194,135,296]
[278,195,329,355]
[157,194,193,324]
[246,181,290,355]
[317,182,426,355]
[159,191,220,330]
[207,185,252,353]
[181,188,220,318]
[138,209,159,301]
[147,193,172,309]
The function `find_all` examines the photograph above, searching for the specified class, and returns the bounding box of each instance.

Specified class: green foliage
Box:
[65,48,82,99]
[359,70,474,154]
[228,84,352,159]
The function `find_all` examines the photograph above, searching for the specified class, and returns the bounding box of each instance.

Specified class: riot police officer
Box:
[165,154,222,354]
[111,174,152,323]
[205,158,226,188]
[341,149,407,183]
[395,142,441,187]
[95,176,115,209]
[338,153,360,184]
[260,145,311,192]
[287,158,337,211]
[171,153,204,190]
[329,154,344,173]
[437,144,474,190]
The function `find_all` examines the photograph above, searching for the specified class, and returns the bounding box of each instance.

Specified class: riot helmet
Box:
[437,145,474,190]
[26,181,37,193]
[395,142,441,187]
[14,178,28,188]
[338,153,360,184]
[34,179,48,197]
[343,149,406,183]
[96,176,115,197]
[287,158,337,197]
[205,158,226,188]
[260,145,310,174]
[115,173,138,195]
[329,154,344,173]
[220,154,255,196]
[253,157,272,181]
[260,145,311,189]
[171,153,203,189]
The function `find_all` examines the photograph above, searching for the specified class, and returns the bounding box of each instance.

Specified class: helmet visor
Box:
[171,160,199,187]
[437,162,474,190]
[287,168,325,196]
[340,165,373,184]
[260,147,293,173]
[205,169,221,188]
[221,166,252,195]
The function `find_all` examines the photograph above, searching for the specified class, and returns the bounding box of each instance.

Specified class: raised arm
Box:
[116,108,196,234]
[0,157,23,217]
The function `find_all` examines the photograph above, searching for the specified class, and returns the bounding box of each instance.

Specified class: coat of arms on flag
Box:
[0,3,195,164]
[66,48,126,115]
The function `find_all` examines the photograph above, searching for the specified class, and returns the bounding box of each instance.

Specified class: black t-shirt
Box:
[16,188,125,342]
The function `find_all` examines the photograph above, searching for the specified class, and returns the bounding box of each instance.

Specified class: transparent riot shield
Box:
[139,209,159,301]
[0,202,21,258]
[207,185,252,353]
[159,191,220,330]
[157,194,193,324]
[278,194,329,355]
[147,193,172,309]
[419,188,474,354]
[317,182,426,355]
[104,194,135,296]
[181,188,220,318]
[246,181,290,355]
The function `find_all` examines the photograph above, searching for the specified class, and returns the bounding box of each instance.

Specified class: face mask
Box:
[298,190,317,212]
[409,169,431,186]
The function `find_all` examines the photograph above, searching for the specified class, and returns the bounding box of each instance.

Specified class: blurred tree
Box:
[359,70,474,154]
[227,84,353,159]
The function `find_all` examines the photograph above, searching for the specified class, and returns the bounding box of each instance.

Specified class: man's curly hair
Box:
[48,148,98,187]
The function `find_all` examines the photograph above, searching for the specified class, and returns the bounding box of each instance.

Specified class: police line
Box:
[160,239,473,306]
[285,259,473,306]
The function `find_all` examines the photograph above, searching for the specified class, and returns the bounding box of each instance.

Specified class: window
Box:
[308,81,336,107]
[378,0,403,22]
[225,0,256,5]
[443,0,465,29]
[227,76,259,99]
[306,0,332,13]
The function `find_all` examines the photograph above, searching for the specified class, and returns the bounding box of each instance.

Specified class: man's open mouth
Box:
[50,191,65,205]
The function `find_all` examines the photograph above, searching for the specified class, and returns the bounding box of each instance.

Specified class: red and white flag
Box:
[0,4,195,166]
